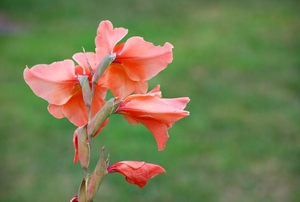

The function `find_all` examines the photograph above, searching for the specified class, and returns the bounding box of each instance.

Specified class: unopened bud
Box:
[78,178,87,202]
[86,147,109,201]
[87,98,121,137]
[77,125,90,172]
[92,53,116,84]
[78,75,92,108]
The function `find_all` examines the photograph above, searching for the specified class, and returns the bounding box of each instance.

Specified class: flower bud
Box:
[78,75,92,108]
[86,147,109,201]
[77,126,90,172]
[87,98,121,137]
[78,178,86,202]
[92,53,116,85]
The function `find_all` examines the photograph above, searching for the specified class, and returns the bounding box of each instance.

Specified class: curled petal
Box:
[107,161,166,188]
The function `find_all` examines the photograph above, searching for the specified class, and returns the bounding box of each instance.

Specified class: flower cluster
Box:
[24,20,189,201]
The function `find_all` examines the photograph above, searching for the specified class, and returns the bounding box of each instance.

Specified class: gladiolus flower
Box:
[107,161,166,188]
[95,20,173,99]
[115,85,190,150]
[23,52,107,126]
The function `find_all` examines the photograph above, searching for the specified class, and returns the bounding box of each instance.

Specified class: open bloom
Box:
[23,52,107,126]
[95,20,173,99]
[107,161,166,188]
[115,85,190,150]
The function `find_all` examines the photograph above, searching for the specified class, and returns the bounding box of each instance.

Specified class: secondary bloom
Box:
[107,161,166,188]
[95,20,173,99]
[23,52,107,126]
[115,85,190,150]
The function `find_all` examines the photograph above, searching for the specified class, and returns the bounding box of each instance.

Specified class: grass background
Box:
[0,0,300,201]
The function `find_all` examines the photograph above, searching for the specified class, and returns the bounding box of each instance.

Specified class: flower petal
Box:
[48,104,64,118]
[128,116,169,150]
[119,96,189,124]
[117,37,173,81]
[105,64,138,99]
[116,87,189,150]
[62,92,89,126]
[24,60,78,105]
[95,20,128,61]
[107,161,165,188]
[73,52,99,74]
[62,89,106,126]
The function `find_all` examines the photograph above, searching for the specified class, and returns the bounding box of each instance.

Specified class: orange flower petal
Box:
[106,64,138,99]
[117,37,173,81]
[48,104,64,118]
[107,161,166,188]
[62,89,106,126]
[137,118,169,150]
[116,86,190,150]
[24,60,78,105]
[73,52,99,74]
[95,20,128,61]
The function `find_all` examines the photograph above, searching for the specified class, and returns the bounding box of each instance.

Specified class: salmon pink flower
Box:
[115,85,190,150]
[24,52,107,126]
[107,161,166,188]
[95,20,173,99]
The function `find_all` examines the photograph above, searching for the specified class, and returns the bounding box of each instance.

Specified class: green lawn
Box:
[1,0,300,201]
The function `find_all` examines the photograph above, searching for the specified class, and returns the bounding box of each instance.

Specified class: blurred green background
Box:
[1,0,299,201]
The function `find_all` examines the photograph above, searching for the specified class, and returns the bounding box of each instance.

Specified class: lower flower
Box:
[107,161,166,188]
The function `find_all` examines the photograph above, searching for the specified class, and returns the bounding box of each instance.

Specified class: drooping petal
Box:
[24,60,78,105]
[95,20,128,61]
[107,161,166,188]
[124,116,169,150]
[116,37,173,81]
[138,118,169,151]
